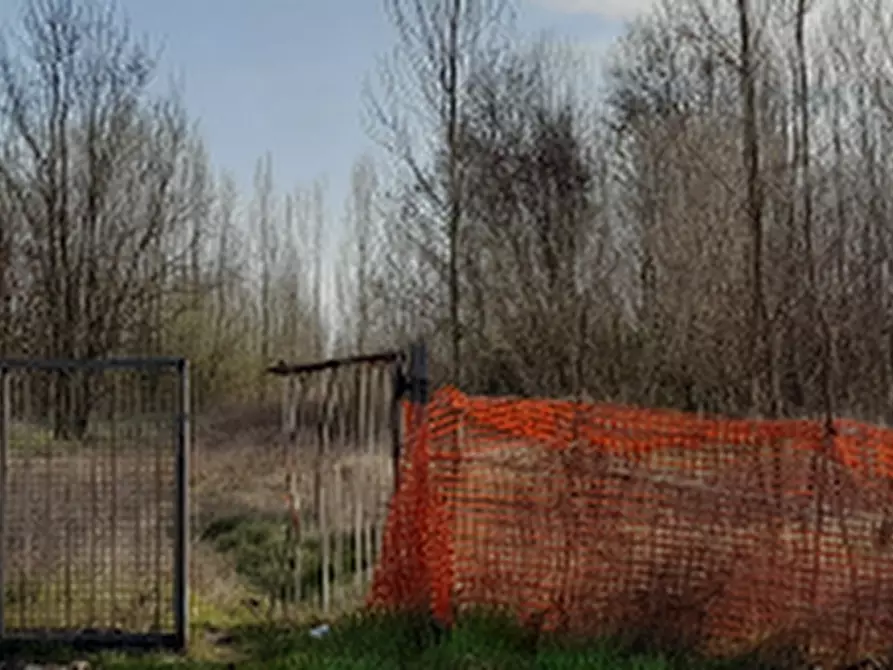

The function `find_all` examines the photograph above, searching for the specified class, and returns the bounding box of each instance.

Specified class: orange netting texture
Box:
[368,388,893,660]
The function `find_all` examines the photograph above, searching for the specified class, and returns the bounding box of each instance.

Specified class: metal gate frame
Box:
[265,341,429,612]
[266,341,429,495]
[0,357,190,651]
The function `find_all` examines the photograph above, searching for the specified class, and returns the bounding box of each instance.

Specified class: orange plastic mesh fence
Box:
[368,388,893,659]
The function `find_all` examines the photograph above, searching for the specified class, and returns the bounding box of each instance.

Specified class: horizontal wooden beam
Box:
[266,350,403,376]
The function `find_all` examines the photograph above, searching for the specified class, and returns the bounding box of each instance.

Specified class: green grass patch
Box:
[200,513,378,610]
[2,611,781,669]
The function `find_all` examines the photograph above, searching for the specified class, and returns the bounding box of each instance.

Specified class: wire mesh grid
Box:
[370,387,893,666]
[260,355,400,617]
[0,360,186,645]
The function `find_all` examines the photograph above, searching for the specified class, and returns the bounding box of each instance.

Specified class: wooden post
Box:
[319,368,336,613]
[286,471,303,610]
[174,359,190,650]
[373,366,386,571]
[355,366,369,594]
[365,367,379,584]
[334,462,344,607]
[390,359,403,493]
[353,459,365,595]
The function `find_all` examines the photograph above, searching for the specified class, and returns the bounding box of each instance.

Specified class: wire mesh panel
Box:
[0,358,188,649]
[370,388,893,668]
[269,352,403,616]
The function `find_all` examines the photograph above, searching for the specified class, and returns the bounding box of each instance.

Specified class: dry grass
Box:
[2,406,398,635]
[1,406,393,631]
[3,431,176,632]
[189,408,395,619]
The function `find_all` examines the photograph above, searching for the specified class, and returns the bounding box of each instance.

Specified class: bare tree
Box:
[451,41,607,396]
[0,0,193,436]
[350,155,378,355]
[736,0,770,414]
[334,154,382,357]
[365,0,515,386]
[254,152,276,401]
[311,181,326,359]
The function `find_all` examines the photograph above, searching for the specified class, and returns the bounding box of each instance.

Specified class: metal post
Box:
[408,340,429,406]
[408,340,429,469]
[174,359,190,650]
[391,341,429,492]
[0,366,9,638]
[390,361,403,492]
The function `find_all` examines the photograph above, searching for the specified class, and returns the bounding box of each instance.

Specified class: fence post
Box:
[391,341,429,491]
[405,341,450,628]
[397,341,429,480]
[174,359,190,650]
[0,365,8,638]
[391,361,402,493]
[408,341,429,417]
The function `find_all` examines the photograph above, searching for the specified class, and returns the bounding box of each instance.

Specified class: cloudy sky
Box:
[0,0,656,209]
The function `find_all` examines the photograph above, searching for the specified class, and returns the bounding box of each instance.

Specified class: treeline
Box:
[2,0,893,423]
[0,0,331,410]
[364,0,893,422]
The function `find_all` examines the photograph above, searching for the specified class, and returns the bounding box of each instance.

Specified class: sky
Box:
[0,0,655,220]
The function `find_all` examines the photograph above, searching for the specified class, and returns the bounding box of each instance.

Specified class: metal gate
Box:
[266,344,427,614]
[0,358,189,649]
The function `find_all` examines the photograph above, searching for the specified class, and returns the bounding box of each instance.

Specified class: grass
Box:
[0,611,774,669]
[197,512,380,617]
[202,514,375,592]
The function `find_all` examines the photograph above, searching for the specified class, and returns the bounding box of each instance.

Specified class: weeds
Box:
[199,513,378,613]
[10,611,775,669]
